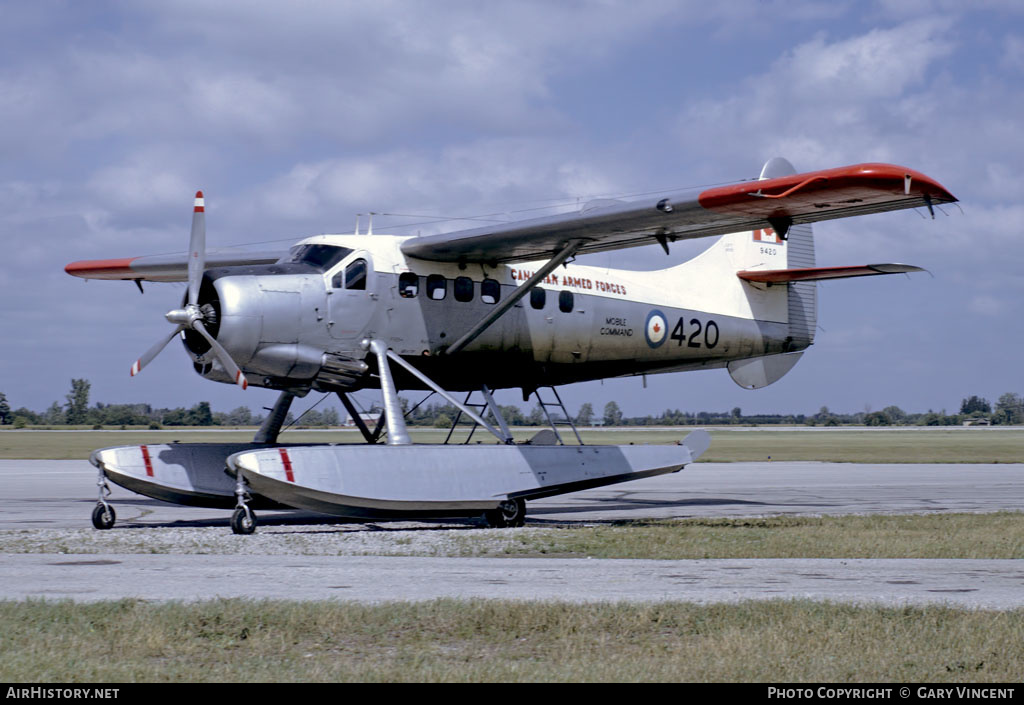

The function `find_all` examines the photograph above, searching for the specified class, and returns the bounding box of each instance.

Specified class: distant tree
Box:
[186,402,213,426]
[603,401,623,427]
[11,407,41,425]
[576,402,594,426]
[42,401,64,425]
[64,379,91,425]
[299,410,324,426]
[994,393,1023,425]
[434,413,452,429]
[528,402,546,426]
[0,393,10,425]
[882,405,907,425]
[960,395,991,415]
[161,408,188,425]
[226,406,254,426]
[731,407,742,424]
[499,405,527,426]
[322,407,340,426]
[864,411,891,426]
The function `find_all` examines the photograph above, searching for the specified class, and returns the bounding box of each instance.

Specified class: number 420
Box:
[670,317,719,348]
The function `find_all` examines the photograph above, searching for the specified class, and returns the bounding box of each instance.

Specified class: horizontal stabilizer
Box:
[737,263,924,284]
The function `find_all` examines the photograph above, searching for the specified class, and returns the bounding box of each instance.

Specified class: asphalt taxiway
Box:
[3,459,1022,529]
[1,459,1021,606]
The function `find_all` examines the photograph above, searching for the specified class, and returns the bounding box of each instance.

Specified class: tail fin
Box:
[658,157,815,389]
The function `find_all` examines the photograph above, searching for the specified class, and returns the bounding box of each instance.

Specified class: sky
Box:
[1,0,1021,421]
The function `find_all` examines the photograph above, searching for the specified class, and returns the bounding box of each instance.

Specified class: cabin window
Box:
[481,278,500,305]
[454,276,473,302]
[399,272,419,298]
[427,274,447,300]
[530,288,546,310]
[559,290,574,313]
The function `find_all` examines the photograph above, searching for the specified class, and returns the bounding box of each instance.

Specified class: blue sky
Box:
[1,1,1021,419]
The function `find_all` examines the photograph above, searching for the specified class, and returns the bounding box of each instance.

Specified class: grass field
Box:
[2,426,1023,462]
[2,599,1021,682]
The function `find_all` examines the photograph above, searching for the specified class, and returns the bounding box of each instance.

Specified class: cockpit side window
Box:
[330,257,368,290]
[344,259,367,290]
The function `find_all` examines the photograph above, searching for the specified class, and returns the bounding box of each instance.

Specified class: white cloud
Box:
[675,19,958,173]
[1002,35,1024,72]
[969,295,1007,317]
[249,139,622,234]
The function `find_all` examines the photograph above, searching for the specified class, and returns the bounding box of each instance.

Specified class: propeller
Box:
[130,192,248,389]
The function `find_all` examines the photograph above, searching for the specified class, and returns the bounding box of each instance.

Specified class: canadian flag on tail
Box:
[753,228,782,244]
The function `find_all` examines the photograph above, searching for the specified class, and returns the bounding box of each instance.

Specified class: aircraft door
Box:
[326,253,376,340]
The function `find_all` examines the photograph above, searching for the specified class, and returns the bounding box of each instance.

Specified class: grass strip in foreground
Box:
[1,598,1021,682]
[465,513,1024,560]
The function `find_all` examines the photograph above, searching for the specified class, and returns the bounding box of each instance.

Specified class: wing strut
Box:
[444,239,584,356]
[378,345,513,444]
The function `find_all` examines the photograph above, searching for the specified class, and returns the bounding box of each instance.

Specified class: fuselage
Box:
[189,232,800,394]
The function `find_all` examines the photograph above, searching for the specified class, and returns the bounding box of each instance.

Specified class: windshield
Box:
[284,244,352,272]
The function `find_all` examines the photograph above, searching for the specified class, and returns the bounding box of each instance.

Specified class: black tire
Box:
[91,503,115,530]
[230,507,257,535]
[483,498,526,528]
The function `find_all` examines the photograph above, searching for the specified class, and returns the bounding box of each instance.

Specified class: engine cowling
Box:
[183,267,332,388]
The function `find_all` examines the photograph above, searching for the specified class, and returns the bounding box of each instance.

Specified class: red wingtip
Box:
[195,190,204,198]
[194,191,205,213]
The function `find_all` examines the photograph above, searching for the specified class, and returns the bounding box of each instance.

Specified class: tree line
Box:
[0,380,1021,429]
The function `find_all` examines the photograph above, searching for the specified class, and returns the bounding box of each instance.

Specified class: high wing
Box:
[400,163,955,264]
[65,249,284,282]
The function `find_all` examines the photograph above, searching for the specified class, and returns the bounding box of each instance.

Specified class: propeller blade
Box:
[191,319,248,390]
[130,325,186,377]
[187,191,206,307]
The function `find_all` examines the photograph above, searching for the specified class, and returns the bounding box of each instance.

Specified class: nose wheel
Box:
[483,498,526,528]
[91,502,116,530]
[230,506,257,535]
[91,470,116,530]
[231,471,257,534]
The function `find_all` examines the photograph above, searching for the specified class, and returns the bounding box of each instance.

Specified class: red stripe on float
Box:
[141,445,154,477]
[279,448,294,483]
